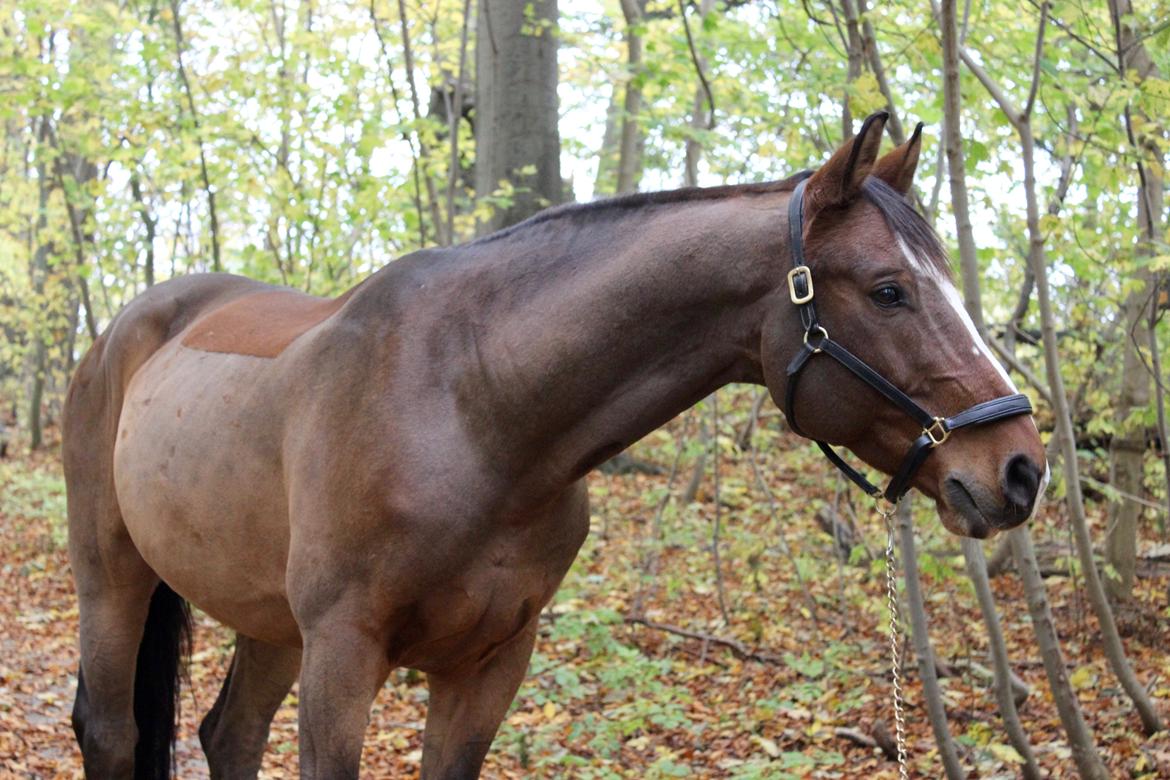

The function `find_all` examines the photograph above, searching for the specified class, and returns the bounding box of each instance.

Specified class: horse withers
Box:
[64,113,1045,778]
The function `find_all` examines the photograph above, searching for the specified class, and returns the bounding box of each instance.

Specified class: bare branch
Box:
[709,391,731,627]
[856,0,904,144]
[369,0,427,246]
[396,0,446,244]
[167,0,221,271]
[624,616,783,664]
[1023,0,1117,74]
[445,0,472,242]
[678,0,715,132]
[1022,1,1048,121]
[958,46,1022,128]
[988,337,1053,406]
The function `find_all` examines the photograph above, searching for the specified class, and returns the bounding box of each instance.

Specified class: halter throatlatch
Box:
[782,176,1034,503]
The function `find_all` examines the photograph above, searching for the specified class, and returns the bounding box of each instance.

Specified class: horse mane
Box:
[472,171,953,282]
[470,173,809,246]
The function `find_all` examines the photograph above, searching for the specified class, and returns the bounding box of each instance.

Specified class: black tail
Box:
[133,582,192,780]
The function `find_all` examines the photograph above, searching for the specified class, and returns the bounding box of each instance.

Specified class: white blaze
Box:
[896,237,1017,392]
[897,239,1048,519]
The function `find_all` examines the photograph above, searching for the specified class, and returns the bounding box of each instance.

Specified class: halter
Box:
[782,176,1034,504]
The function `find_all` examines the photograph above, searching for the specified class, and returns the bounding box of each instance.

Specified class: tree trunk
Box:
[616,0,646,194]
[474,0,562,233]
[1022,115,1165,735]
[682,0,716,188]
[52,139,98,341]
[1105,0,1164,603]
[130,169,157,288]
[961,540,1041,778]
[444,0,473,243]
[1010,530,1108,778]
[856,0,905,144]
[27,334,45,451]
[168,0,221,271]
[937,4,1039,771]
[839,0,863,140]
[397,0,447,245]
[26,116,53,452]
[1108,305,1151,603]
[594,86,622,196]
[897,500,966,779]
[940,0,981,333]
[1150,302,1170,525]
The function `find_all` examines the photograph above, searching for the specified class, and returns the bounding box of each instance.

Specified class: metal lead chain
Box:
[881,502,910,779]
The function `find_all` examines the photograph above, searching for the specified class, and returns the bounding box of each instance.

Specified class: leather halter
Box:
[781,176,1034,503]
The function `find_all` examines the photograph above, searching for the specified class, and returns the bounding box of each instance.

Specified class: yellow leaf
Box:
[1070,665,1096,689]
[848,72,886,115]
[989,743,1025,764]
[752,735,781,758]
[542,701,556,721]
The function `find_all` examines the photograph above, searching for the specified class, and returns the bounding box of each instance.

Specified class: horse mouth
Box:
[942,477,994,539]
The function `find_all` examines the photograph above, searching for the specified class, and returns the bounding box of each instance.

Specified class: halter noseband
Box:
[782,176,1034,503]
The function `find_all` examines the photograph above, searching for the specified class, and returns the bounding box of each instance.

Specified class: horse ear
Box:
[872,122,924,195]
[804,111,888,215]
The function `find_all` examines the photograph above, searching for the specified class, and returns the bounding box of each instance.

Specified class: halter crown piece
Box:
[782,176,1034,503]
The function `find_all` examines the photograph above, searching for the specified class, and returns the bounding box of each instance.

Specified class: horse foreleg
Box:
[199,635,300,779]
[420,620,539,780]
[296,618,391,780]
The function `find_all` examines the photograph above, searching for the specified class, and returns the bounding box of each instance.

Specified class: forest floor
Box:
[2,402,1169,779]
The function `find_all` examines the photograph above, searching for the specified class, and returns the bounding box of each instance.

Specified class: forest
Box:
[1,0,1168,777]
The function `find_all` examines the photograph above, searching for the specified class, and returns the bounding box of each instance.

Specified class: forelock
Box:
[861,177,951,279]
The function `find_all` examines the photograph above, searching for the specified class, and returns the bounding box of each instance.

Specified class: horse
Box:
[63,112,1046,779]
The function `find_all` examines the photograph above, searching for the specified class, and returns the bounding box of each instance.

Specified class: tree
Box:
[1105,0,1164,604]
[616,0,647,194]
[474,0,562,233]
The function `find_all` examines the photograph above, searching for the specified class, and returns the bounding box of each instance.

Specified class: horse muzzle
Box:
[941,454,1047,538]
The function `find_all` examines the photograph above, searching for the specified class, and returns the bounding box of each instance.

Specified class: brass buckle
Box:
[924,417,950,447]
[803,325,829,352]
[787,266,814,304]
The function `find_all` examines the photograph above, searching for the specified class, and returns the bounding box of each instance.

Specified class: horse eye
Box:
[871,284,903,308]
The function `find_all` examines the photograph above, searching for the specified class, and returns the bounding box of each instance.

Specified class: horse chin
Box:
[935,498,998,540]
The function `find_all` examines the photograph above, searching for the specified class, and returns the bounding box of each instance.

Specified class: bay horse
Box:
[64,113,1045,779]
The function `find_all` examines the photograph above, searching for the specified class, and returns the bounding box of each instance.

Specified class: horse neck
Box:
[452,194,789,496]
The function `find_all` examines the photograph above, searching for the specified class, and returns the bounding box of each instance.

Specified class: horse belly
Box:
[114,343,299,645]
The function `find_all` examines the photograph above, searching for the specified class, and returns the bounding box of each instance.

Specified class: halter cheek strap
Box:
[781,176,1033,503]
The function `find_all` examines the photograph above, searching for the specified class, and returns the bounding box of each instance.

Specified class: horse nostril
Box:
[1003,454,1041,515]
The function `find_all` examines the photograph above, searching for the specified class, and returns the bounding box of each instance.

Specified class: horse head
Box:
[763,112,1047,538]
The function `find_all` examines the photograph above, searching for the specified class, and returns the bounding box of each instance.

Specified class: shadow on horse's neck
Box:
[433,186,796,495]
